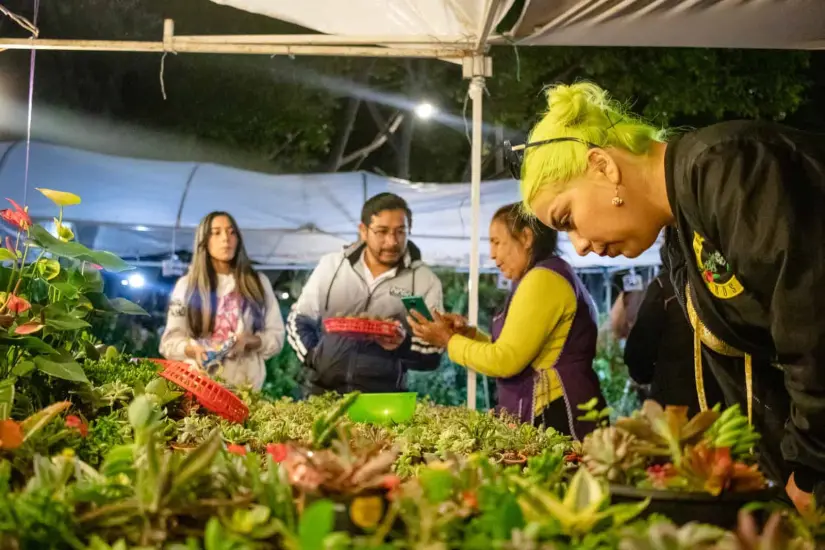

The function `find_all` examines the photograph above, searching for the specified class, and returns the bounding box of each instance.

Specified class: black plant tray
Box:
[609,483,779,529]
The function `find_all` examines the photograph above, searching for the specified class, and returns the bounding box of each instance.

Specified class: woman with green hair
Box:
[516,81,825,512]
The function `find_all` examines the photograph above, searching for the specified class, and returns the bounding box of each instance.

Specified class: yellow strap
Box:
[744,353,753,426]
[694,328,709,412]
[688,284,753,426]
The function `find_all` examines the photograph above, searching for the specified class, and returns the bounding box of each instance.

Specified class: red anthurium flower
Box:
[6,294,30,315]
[0,199,31,231]
[65,415,88,438]
[14,321,43,335]
[226,444,247,456]
[266,443,289,463]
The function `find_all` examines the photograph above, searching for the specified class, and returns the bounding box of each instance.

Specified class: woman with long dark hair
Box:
[408,203,604,438]
[161,211,284,389]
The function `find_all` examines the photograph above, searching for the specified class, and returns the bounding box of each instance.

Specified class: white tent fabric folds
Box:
[211,0,516,40]
[216,0,825,50]
[508,0,825,49]
[0,141,661,270]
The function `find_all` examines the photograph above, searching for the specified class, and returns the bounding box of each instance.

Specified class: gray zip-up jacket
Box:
[287,241,444,394]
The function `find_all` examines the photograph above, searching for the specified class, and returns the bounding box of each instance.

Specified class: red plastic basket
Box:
[151,359,249,424]
[323,317,400,338]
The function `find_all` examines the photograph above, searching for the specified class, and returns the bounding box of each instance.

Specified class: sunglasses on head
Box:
[503,137,599,180]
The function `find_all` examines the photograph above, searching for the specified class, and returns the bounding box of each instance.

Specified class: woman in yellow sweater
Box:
[409,203,605,438]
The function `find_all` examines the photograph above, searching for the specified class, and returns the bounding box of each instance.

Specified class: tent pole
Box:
[0,37,468,59]
[467,74,483,411]
[464,52,491,410]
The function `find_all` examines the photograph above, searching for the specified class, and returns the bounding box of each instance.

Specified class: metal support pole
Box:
[466,76,484,410]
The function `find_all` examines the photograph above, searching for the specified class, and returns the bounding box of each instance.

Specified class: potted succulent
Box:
[274,392,402,535]
[580,400,776,528]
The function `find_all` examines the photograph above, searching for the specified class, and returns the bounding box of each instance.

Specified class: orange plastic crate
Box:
[323,317,399,337]
[151,359,249,424]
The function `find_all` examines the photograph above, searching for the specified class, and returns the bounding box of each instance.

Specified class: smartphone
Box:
[401,295,433,321]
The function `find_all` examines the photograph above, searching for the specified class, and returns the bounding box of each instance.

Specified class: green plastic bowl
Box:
[346,392,418,425]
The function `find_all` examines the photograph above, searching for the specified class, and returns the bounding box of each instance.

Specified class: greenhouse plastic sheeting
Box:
[0,141,662,269]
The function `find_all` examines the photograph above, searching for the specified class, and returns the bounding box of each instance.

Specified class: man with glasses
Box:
[287,192,444,395]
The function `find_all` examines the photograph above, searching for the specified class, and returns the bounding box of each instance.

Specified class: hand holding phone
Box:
[401,295,433,321]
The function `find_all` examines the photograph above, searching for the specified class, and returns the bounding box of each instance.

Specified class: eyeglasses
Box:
[368,227,408,241]
[503,137,598,180]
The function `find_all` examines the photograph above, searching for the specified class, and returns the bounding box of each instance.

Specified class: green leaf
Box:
[0,249,15,262]
[34,356,89,383]
[49,281,80,299]
[83,341,100,360]
[29,225,134,273]
[109,298,149,316]
[419,466,455,503]
[101,444,136,477]
[144,378,183,406]
[11,360,34,377]
[20,401,71,441]
[128,395,155,430]
[0,336,59,356]
[489,496,524,540]
[204,517,234,550]
[174,429,223,490]
[0,378,15,420]
[45,315,91,331]
[299,500,335,550]
[70,268,104,293]
[86,292,116,312]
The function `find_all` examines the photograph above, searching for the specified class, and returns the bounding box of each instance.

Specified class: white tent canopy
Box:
[213,0,515,41]
[216,0,825,49]
[0,140,661,270]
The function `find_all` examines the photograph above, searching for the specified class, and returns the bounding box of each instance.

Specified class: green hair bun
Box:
[546,82,609,128]
[520,81,668,209]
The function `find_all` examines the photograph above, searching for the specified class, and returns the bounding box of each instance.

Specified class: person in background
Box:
[408,203,604,438]
[518,81,825,511]
[609,287,644,341]
[287,193,443,395]
[160,211,284,390]
[624,229,724,416]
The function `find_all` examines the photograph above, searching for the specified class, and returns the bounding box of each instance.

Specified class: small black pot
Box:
[609,484,779,529]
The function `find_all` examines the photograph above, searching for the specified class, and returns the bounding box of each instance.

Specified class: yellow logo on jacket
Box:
[692,232,744,300]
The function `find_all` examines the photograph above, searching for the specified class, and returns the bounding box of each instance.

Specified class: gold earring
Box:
[612,185,624,207]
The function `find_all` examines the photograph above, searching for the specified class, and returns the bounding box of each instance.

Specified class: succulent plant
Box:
[677,443,766,496]
[615,400,720,463]
[714,510,815,550]
[512,466,649,538]
[280,423,400,495]
[618,520,726,550]
[703,404,760,458]
[582,426,645,483]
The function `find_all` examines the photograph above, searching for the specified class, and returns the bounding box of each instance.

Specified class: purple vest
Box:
[491,256,604,440]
